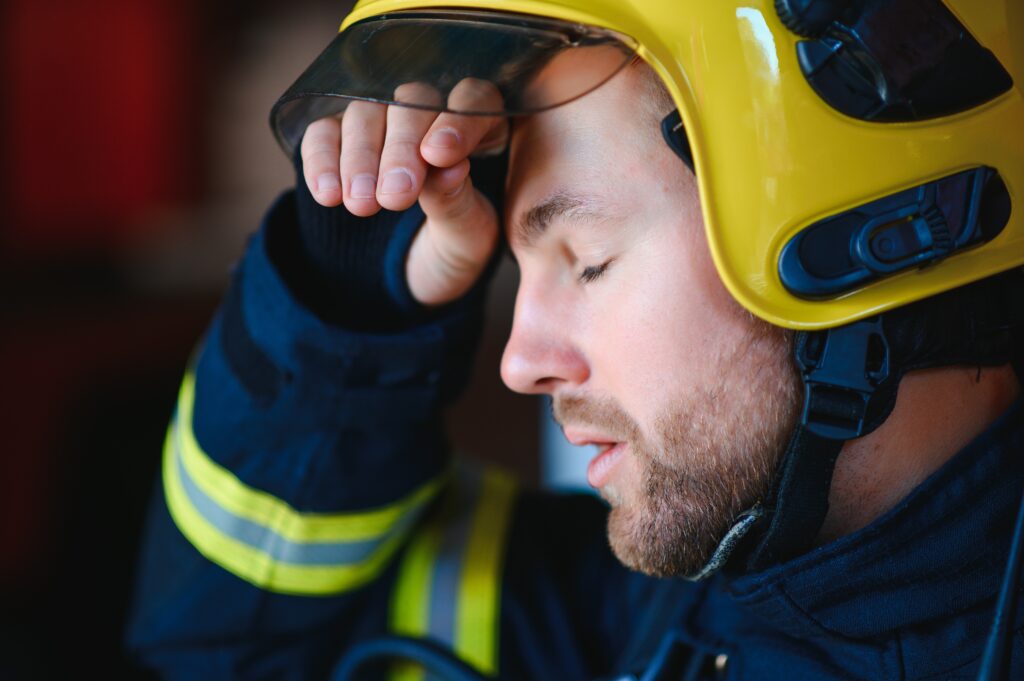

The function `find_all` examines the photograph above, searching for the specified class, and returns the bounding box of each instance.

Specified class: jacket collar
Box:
[723,398,1024,640]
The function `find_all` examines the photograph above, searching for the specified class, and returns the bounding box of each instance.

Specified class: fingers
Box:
[300,117,344,206]
[420,78,508,168]
[376,83,442,211]
[297,78,505,307]
[300,78,506,216]
[339,101,386,216]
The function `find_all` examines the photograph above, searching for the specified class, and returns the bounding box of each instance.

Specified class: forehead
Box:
[504,60,671,247]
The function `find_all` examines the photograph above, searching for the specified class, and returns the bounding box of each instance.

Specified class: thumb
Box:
[406,159,499,306]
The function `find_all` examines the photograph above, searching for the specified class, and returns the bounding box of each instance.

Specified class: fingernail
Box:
[381,169,414,195]
[426,129,460,148]
[316,173,339,195]
[350,174,376,199]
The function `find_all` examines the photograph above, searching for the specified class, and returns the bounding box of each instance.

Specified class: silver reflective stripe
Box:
[173,419,418,567]
[388,463,517,680]
[425,465,484,647]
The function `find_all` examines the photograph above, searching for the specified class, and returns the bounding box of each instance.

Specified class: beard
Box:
[553,318,800,578]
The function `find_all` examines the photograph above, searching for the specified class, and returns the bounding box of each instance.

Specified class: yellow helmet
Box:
[270,0,1024,621]
[271,0,1024,332]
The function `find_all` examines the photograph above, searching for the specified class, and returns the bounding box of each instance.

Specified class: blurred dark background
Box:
[0,1,537,678]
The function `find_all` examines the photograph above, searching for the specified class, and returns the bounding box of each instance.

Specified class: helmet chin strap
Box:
[679,269,1024,581]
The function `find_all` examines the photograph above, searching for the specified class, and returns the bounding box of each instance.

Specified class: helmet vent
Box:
[789,0,1013,122]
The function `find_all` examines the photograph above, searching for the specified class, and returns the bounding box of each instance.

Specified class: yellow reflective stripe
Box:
[387,466,518,679]
[163,372,447,596]
[390,521,444,636]
[165,425,422,595]
[176,373,443,543]
[454,469,517,676]
[388,516,446,681]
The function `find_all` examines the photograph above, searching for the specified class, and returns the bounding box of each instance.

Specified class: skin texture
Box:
[499,53,801,575]
[303,49,1021,576]
[498,54,1020,573]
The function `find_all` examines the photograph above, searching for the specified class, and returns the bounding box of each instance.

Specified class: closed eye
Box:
[578,260,613,283]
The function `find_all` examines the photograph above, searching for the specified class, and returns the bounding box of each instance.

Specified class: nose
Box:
[500,285,589,395]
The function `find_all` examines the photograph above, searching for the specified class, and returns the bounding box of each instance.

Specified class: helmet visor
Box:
[270,10,637,155]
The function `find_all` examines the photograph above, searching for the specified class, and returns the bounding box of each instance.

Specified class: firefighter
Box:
[128,1,1024,679]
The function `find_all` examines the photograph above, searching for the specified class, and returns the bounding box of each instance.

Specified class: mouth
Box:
[586,442,626,489]
[562,427,627,489]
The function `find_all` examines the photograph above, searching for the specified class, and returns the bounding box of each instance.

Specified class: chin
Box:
[607,506,672,577]
[603,489,719,579]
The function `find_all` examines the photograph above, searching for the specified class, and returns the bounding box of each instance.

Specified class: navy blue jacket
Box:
[126,192,1024,680]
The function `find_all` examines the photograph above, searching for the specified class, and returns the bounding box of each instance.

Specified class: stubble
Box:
[555,319,799,577]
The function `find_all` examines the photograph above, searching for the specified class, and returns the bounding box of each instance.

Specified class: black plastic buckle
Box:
[796,317,890,440]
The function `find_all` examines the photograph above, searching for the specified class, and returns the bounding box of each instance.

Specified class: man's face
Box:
[500,54,800,577]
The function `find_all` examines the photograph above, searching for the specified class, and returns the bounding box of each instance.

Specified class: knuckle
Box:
[432,188,476,222]
[304,141,338,158]
[393,82,442,106]
[340,157,379,177]
[303,132,339,155]
[453,77,498,97]
[449,78,503,108]
[342,113,384,140]
[304,122,339,146]
[341,139,382,157]
[303,150,339,174]
[382,138,422,160]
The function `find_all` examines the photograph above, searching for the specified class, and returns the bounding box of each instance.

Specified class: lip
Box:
[562,427,618,448]
[586,442,626,489]
[562,427,626,489]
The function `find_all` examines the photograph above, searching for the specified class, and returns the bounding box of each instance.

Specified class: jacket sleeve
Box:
[125,191,489,680]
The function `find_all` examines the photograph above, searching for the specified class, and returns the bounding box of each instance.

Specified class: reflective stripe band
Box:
[390,465,518,680]
[454,469,516,673]
[175,374,442,542]
[163,372,445,596]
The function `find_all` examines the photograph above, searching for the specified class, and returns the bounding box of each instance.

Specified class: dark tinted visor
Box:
[270,10,637,155]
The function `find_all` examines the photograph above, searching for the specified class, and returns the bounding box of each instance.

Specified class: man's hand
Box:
[299,80,508,307]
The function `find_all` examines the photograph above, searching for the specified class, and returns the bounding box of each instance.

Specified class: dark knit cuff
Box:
[269,142,508,332]
[263,146,425,331]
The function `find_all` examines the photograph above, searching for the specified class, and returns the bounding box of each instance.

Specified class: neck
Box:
[817,363,1021,543]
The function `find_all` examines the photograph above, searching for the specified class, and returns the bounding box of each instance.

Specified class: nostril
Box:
[502,294,589,394]
[500,342,590,395]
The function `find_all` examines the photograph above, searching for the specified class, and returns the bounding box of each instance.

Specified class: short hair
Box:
[630,56,676,123]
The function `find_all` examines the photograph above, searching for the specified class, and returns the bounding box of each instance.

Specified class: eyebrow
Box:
[512,191,613,248]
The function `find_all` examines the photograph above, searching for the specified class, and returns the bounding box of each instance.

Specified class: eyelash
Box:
[578,260,612,284]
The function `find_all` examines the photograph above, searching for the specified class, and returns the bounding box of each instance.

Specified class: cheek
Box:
[585,215,749,426]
